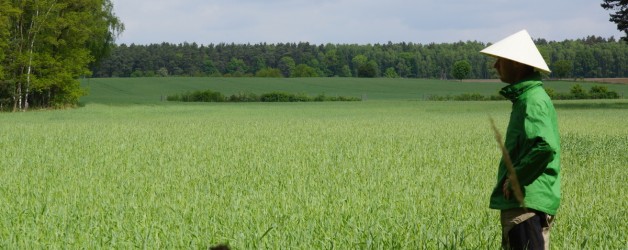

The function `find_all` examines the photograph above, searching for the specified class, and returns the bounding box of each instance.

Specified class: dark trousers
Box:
[506,213,544,249]
[501,209,552,250]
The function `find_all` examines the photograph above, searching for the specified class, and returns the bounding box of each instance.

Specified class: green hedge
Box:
[428,85,621,101]
[168,90,361,103]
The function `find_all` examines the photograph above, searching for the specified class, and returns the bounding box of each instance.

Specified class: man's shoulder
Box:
[519,84,552,103]
[515,87,555,113]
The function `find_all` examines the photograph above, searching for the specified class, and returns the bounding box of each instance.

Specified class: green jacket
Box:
[490,73,561,215]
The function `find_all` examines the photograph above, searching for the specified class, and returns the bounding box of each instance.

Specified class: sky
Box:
[111,0,624,45]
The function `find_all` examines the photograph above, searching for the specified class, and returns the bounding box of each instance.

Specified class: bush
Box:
[255,68,283,78]
[489,94,507,101]
[570,84,588,99]
[313,94,326,102]
[260,92,311,102]
[191,90,225,102]
[589,85,620,99]
[384,68,399,78]
[228,92,259,102]
[292,93,311,102]
[454,93,485,101]
[260,92,290,102]
[544,87,556,99]
[170,89,361,103]
[426,85,622,101]
[546,85,621,100]
[327,95,362,101]
[168,89,225,102]
[428,93,487,101]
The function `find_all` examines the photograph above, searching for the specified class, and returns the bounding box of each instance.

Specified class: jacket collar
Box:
[499,72,543,101]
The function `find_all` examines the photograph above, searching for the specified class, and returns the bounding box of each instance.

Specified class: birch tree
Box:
[1,0,123,111]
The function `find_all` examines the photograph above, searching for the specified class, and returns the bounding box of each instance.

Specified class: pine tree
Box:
[602,0,628,41]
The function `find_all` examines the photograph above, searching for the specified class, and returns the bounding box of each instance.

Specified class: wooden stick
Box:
[489,117,526,208]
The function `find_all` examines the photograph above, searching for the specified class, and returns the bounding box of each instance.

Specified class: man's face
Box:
[494,58,519,84]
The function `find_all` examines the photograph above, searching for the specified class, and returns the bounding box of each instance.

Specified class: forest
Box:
[92,36,628,79]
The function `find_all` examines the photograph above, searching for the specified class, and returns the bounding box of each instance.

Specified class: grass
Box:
[0,77,626,248]
[80,77,628,104]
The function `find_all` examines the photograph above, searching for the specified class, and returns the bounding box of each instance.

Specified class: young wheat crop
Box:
[0,100,625,248]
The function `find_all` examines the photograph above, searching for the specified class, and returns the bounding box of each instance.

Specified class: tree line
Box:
[0,0,123,111]
[92,36,628,80]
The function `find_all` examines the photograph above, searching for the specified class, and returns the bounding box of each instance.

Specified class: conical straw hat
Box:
[480,30,551,73]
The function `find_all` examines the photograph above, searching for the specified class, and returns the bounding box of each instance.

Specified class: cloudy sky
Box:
[111,0,623,45]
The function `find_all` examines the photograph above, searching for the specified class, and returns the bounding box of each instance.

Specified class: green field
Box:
[1,78,626,248]
[80,77,628,104]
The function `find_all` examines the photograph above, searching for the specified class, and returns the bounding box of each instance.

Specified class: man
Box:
[480,30,561,250]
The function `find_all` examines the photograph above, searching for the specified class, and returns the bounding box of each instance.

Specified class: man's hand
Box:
[503,178,511,200]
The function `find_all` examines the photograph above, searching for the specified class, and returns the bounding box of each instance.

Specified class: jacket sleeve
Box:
[514,101,557,186]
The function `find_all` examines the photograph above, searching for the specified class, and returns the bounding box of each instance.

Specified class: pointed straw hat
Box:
[480,30,551,73]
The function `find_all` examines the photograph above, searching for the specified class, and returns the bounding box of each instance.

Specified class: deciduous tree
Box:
[358,60,378,78]
[1,0,123,111]
[351,55,368,77]
[227,58,247,76]
[278,56,295,77]
[451,60,471,81]
[384,67,399,78]
[292,64,318,77]
[552,60,572,79]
